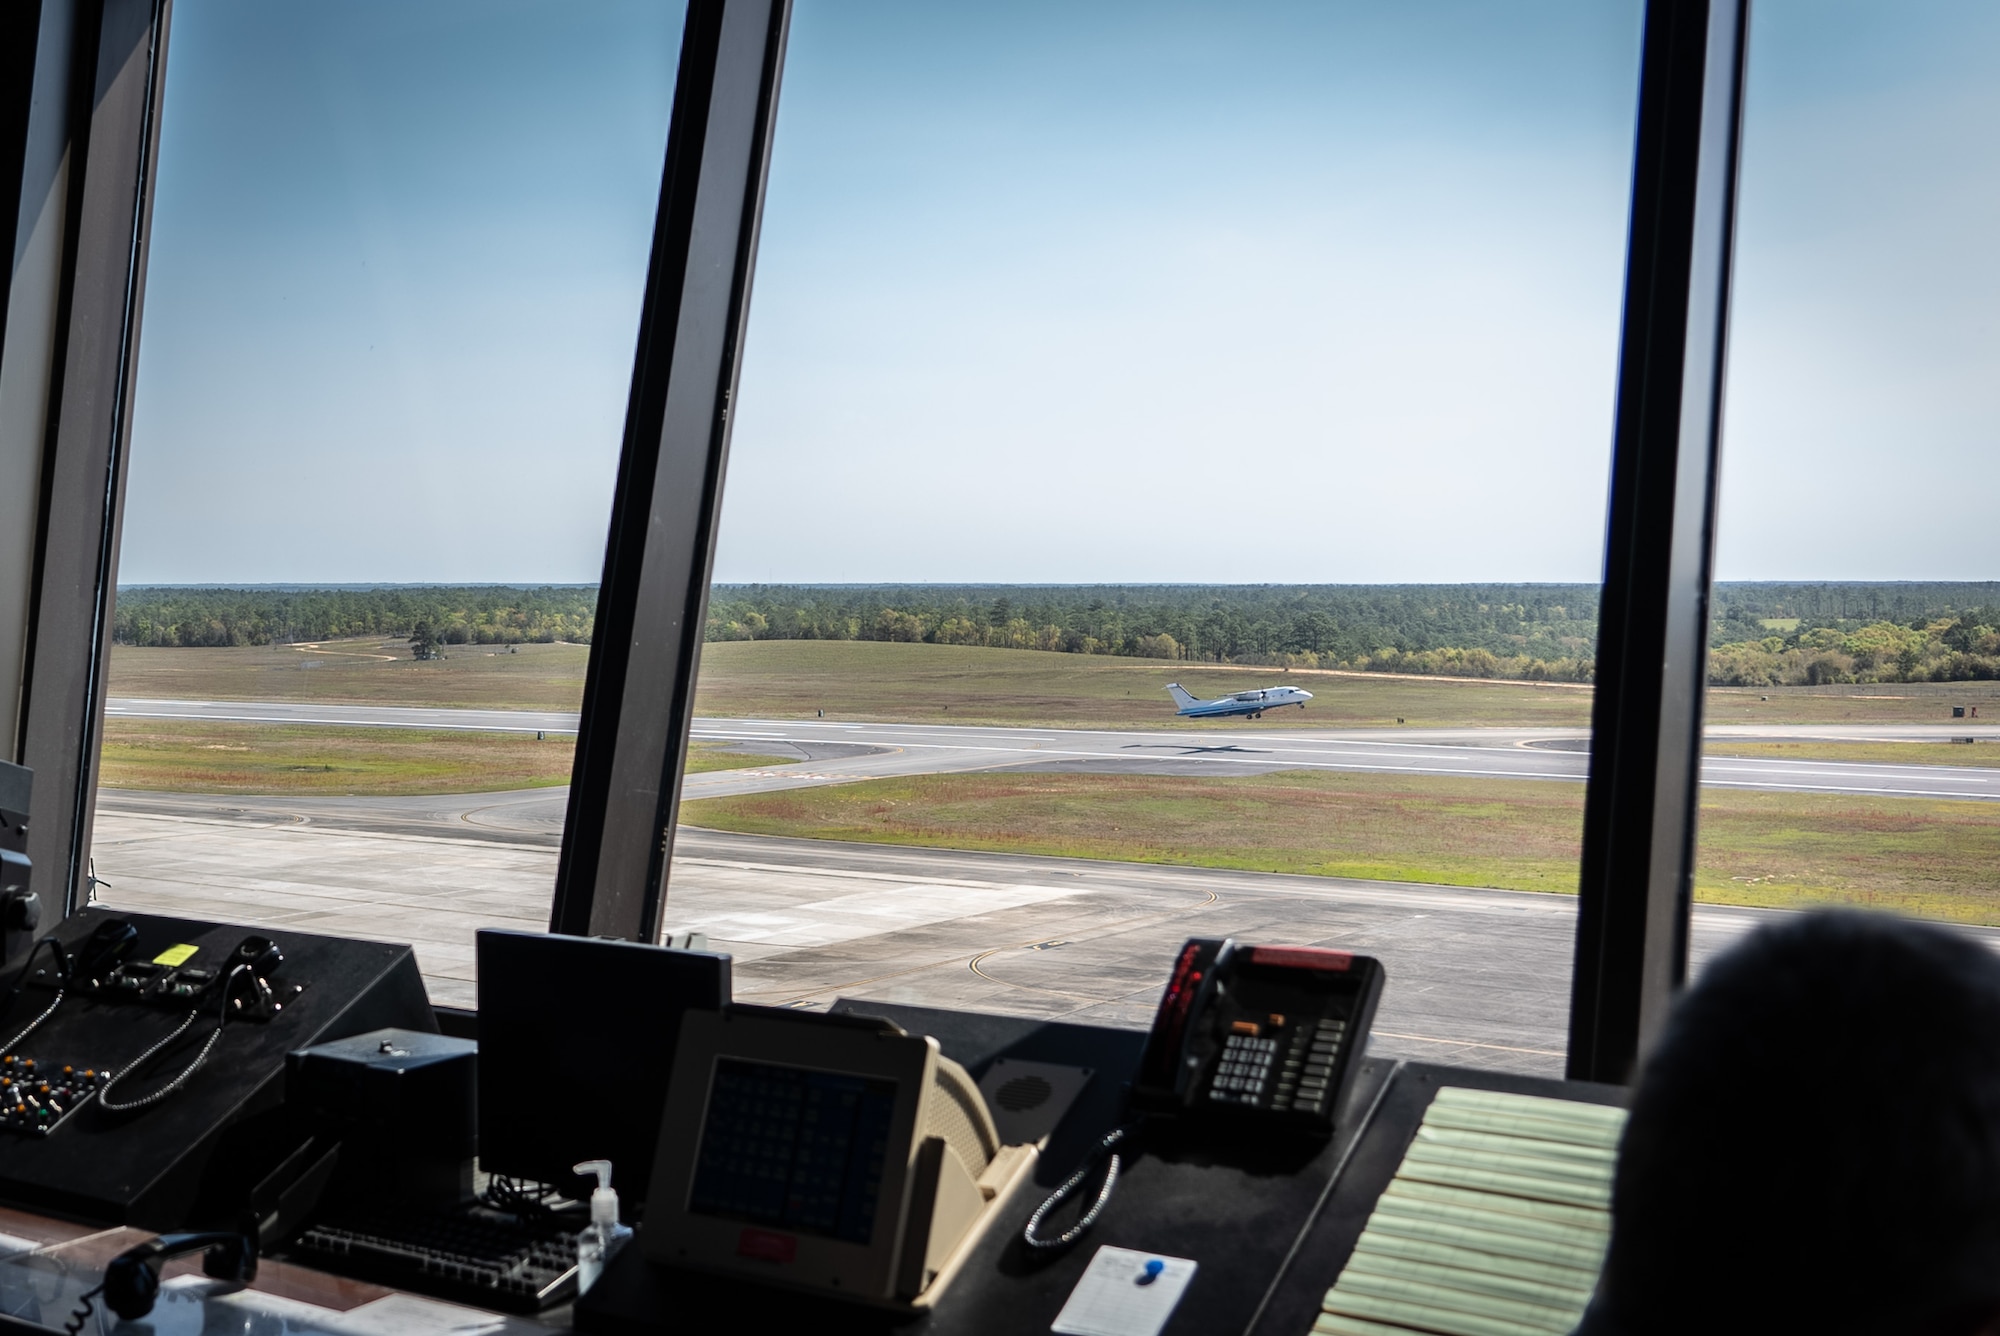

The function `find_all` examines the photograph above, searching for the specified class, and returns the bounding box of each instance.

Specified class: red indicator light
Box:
[737,1228,798,1264]
[1249,945,1353,972]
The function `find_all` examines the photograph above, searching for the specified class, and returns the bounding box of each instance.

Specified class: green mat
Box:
[1314,1087,1625,1336]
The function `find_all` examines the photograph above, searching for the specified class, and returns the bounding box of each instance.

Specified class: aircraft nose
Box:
[1299,690,1314,700]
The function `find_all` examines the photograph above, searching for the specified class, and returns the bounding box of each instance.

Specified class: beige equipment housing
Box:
[644,1007,1037,1308]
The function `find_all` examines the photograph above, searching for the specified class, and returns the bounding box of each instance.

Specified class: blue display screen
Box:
[688,1058,897,1243]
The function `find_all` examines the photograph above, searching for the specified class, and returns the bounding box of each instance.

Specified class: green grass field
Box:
[691,641,1596,728]
[1704,681,2000,726]
[98,721,781,796]
[107,638,2000,731]
[687,770,1590,893]
[108,640,593,711]
[107,638,1592,728]
[680,770,2000,924]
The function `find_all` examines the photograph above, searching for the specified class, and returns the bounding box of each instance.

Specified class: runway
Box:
[88,785,1785,1075]
[87,699,2000,1067]
[88,783,2000,1075]
[104,698,2000,802]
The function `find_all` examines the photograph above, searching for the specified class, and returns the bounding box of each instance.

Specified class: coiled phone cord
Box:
[1,936,69,1055]
[1022,1124,1137,1250]
[63,1283,103,1336]
[98,964,252,1113]
[1,988,63,1058]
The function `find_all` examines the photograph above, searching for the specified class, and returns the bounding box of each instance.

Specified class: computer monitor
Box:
[475,929,730,1217]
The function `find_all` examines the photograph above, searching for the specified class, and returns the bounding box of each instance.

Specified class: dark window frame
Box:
[1569,0,1749,1083]
[552,0,790,941]
[2,0,1744,1080]
[6,0,171,915]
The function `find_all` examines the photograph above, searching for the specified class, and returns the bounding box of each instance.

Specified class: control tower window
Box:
[86,0,686,1008]
[677,0,1644,1074]
[1693,2,2000,960]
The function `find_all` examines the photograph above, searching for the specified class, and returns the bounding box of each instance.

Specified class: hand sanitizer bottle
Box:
[573,1159,633,1295]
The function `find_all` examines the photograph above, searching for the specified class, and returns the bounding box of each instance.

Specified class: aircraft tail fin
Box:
[1165,683,1201,712]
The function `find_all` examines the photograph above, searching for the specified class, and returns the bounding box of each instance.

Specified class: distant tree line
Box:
[112,586,597,648]
[1708,583,2000,686]
[113,581,2000,686]
[706,584,1603,682]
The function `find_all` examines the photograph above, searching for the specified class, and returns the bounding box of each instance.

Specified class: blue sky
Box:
[120,1,2000,585]
[122,0,682,584]
[1720,0,2000,580]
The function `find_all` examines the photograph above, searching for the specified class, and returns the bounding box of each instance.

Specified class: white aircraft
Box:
[1166,682,1313,720]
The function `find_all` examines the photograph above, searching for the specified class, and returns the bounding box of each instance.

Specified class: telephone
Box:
[95,933,287,1008]
[1023,937,1384,1250]
[1134,938,1385,1135]
[69,918,141,985]
[95,934,296,1112]
[94,1228,258,1322]
[1,917,137,1047]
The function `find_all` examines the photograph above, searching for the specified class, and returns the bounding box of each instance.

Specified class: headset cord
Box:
[98,965,252,1114]
[1,936,70,1055]
[1022,1124,1137,1251]
[64,1282,103,1336]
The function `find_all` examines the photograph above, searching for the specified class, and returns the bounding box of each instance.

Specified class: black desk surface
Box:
[577,1001,1624,1336]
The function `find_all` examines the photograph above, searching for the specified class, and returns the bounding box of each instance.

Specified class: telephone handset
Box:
[1,917,139,1052]
[1023,937,1385,1251]
[83,1227,258,1324]
[69,919,141,986]
[1134,937,1385,1135]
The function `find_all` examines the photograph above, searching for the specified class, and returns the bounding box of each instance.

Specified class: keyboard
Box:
[289,1206,583,1313]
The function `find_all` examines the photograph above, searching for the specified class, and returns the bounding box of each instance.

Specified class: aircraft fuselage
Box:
[1166,683,1314,720]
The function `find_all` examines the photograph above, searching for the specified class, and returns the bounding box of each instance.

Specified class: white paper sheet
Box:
[1050,1245,1197,1336]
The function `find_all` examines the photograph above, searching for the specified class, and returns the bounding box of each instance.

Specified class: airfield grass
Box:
[110,638,1598,728]
[106,639,2000,732]
[1703,682,2000,727]
[681,770,2000,924]
[108,640,594,711]
[1691,788,2000,922]
[687,771,1587,893]
[692,640,2000,728]
[691,641,1594,728]
[97,721,781,796]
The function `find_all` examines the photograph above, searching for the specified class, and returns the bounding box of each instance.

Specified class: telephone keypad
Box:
[1208,1016,1352,1112]
[1207,1032,1279,1104]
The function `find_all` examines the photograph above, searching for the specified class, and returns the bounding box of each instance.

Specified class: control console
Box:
[0,909,434,1227]
[87,934,304,1017]
[0,1058,104,1137]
